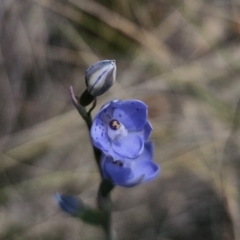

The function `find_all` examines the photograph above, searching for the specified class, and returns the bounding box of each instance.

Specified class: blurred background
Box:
[0,0,240,239]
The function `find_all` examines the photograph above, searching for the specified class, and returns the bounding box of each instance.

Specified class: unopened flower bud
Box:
[55,193,83,216]
[55,193,106,225]
[85,60,116,96]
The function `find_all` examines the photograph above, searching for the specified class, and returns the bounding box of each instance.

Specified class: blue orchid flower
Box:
[101,142,159,187]
[91,99,153,160]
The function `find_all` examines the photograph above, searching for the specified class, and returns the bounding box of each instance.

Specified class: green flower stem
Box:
[70,86,102,173]
[70,86,115,239]
[75,205,106,226]
[98,180,115,240]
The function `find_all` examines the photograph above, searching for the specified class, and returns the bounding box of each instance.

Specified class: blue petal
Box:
[100,142,159,187]
[130,120,153,142]
[143,121,153,141]
[91,117,110,152]
[113,100,147,131]
[142,162,160,183]
[98,100,120,123]
[102,156,133,183]
[101,154,113,179]
[135,141,154,163]
[132,161,159,184]
[130,142,159,184]
[117,174,145,187]
[112,134,143,159]
[55,193,82,216]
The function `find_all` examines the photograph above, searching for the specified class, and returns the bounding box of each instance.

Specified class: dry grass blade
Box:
[67,0,177,66]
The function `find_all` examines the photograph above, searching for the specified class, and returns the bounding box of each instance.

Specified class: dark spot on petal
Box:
[101,132,103,137]
[95,128,97,131]
[104,109,107,113]
[136,108,139,111]
[119,114,122,117]
[114,160,123,167]
[131,102,134,105]
[96,137,98,140]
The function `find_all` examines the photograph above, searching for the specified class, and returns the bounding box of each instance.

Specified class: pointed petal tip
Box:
[55,193,62,202]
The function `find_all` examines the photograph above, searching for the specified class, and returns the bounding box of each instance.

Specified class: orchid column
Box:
[56,60,160,240]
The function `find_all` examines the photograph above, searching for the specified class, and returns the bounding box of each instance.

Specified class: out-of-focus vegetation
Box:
[0,0,240,239]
